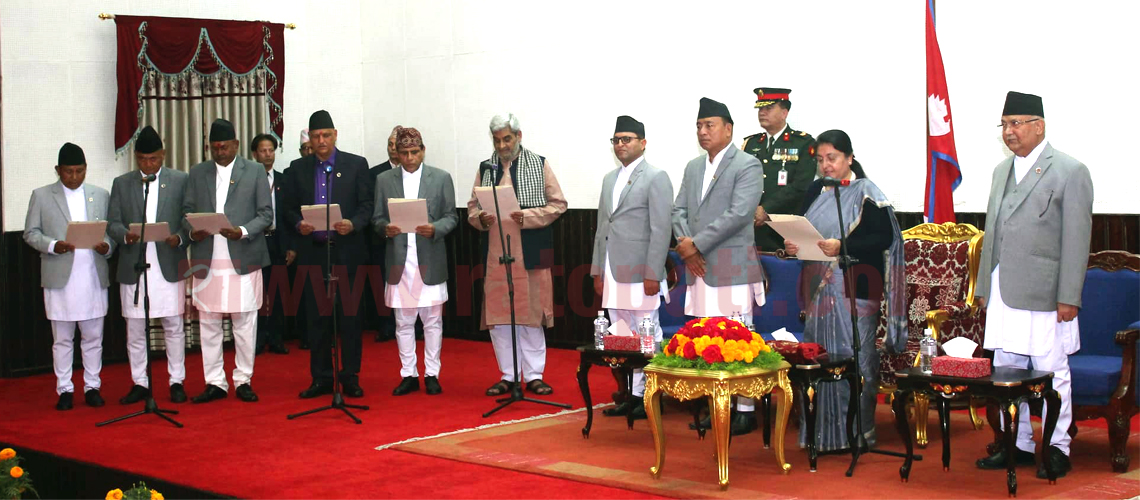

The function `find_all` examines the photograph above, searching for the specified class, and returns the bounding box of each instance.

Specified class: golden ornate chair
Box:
[875,222,987,446]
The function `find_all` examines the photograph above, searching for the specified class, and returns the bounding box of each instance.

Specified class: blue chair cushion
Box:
[754,255,806,335]
[1076,268,1140,357]
[1069,354,1122,407]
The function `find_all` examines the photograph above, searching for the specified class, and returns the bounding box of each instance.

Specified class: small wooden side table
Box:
[644,362,793,490]
[576,345,653,438]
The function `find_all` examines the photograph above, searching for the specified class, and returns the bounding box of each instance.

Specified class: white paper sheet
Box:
[766,214,837,262]
[301,204,343,231]
[769,327,799,342]
[185,213,233,235]
[65,221,108,249]
[128,222,171,242]
[474,186,521,226]
[387,198,429,233]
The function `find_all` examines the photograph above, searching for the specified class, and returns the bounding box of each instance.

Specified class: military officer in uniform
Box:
[739,87,816,253]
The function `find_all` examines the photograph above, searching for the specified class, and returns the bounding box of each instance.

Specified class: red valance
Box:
[114,15,285,153]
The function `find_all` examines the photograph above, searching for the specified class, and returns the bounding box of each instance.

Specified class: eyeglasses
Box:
[997,118,1040,130]
[609,136,641,145]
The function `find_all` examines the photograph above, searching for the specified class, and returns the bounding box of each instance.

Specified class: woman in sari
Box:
[784,129,907,452]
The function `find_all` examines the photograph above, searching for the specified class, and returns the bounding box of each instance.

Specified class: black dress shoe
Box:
[690,414,712,430]
[119,384,151,405]
[56,392,74,411]
[268,343,290,355]
[191,385,228,404]
[425,376,442,395]
[85,389,105,407]
[298,382,332,399]
[730,411,757,436]
[1036,445,1072,479]
[604,400,636,417]
[392,377,419,396]
[629,399,647,420]
[342,382,364,398]
[169,383,187,403]
[298,339,310,350]
[976,447,1036,469]
[236,384,259,402]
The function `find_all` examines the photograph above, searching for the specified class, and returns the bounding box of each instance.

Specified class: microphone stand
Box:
[827,181,915,476]
[289,166,369,423]
[99,174,182,428]
[483,163,570,417]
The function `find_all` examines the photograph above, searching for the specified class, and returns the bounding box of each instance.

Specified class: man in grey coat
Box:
[974,91,1093,479]
[107,126,191,405]
[673,98,765,435]
[592,115,673,420]
[23,143,114,410]
[373,127,458,396]
[182,119,273,404]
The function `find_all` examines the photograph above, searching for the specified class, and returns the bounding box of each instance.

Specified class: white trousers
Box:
[51,318,104,395]
[126,316,186,388]
[607,308,663,398]
[490,324,546,382]
[994,347,1074,455]
[395,305,444,378]
[199,311,257,391]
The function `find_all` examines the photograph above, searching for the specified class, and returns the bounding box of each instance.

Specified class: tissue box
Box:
[932,356,991,378]
[603,335,640,352]
[768,341,826,364]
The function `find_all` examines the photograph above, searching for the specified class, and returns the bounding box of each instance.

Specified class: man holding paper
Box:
[282,110,374,399]
[106,126,190,404]
[672,98,765,435]
[467,113,567,397]
[23,142,113,410]
[372,127,457,396]
[591,115,673,420]
[182,118,273,404]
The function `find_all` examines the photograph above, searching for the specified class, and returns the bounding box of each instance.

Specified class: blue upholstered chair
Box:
[753,253,806,340]
[1070,250,1139,472]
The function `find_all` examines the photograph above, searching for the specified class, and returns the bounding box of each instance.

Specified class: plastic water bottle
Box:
[594,311,609,350]
[638,314,657,355]
[919,328,938,374]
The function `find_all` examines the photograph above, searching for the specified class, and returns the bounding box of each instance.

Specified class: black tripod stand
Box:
[824,179,917,476]
[480,164,570,418]
[288,167,369,424]
[99,174,182,428]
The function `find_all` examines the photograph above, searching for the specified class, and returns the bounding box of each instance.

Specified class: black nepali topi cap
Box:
[58,142,86,166]
[698,97,733,125]
[1002,91,1044,117]
[754,87,792,108]
[309,110,335,131]
[134,126,164,153]
[614,115,645,138]
[209,119,236,142]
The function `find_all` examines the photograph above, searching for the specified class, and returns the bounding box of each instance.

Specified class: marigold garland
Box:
[653,317,783,371]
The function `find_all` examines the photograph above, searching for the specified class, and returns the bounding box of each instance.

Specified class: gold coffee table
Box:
[644,362,793,490]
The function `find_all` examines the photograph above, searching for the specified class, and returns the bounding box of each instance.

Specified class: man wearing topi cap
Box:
[24,142,114,410]
[283,110,374,399]
[182,118,273,404]
[974,91,1093,479]
[107,126,191,405]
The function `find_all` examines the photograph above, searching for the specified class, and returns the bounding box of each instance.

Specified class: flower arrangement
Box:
[106,482,162,500]
[1,447,37,499]
[652,317,783,371]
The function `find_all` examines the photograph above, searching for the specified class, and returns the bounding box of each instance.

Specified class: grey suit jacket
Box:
[181,156,273,278]
[591,159,674,283]
[371,164,458,286]
[976,142,1094,310]
[107,167,190,284]
[671,144,764,287]
[23,182,114,289]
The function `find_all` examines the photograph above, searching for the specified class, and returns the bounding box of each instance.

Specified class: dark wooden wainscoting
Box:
[3,211,1137,377]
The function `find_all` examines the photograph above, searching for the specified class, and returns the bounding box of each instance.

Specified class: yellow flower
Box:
[151,489,164,500]
[107,489,123,500]
[0,448,14,460]
[743,350,755,363]
[9,466,23,478]
[752,332,762,342]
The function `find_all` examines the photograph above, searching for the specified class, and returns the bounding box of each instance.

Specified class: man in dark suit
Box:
[252,133,294,355]
[366,126,401,342]
[283,110,375,399]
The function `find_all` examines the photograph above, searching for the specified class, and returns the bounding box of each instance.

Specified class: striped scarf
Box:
[483,146,547,208]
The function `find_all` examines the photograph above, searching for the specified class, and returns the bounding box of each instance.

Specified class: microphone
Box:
[140,173,157,183]
[819,177,850,187]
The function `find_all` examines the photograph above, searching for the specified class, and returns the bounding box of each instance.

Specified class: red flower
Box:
[682,342,698,360]
[702,344,724,364]
[665,336,680,354]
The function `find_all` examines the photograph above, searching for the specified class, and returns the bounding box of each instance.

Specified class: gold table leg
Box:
[772,371,793,473]
[646,374,665,479]
[711,380,732,490]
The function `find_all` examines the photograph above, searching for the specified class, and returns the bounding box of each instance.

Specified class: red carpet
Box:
[0,337,665,498]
